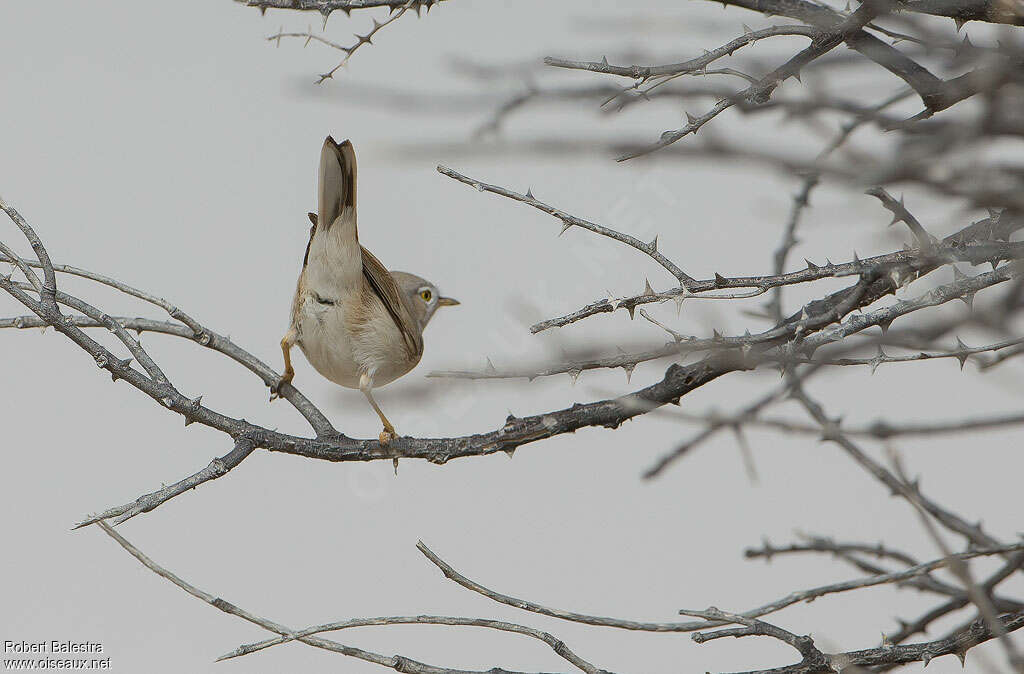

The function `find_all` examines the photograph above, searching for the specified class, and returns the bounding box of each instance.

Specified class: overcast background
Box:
[1,1,1021,672]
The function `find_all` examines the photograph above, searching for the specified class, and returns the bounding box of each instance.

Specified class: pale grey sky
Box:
[1,2,1021,673]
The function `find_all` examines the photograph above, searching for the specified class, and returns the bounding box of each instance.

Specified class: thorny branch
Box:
[437,166,697,288]
[238,0,444,16]
[528,234,1023,334]
[268,0,428,82]
[719,612,1024,673]
[95,521,604,674]
[91,519,1024,674]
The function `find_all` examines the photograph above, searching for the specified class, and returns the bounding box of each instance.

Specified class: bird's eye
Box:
[420,289,433,302]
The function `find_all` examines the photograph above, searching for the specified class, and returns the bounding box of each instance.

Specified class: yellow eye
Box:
[420,289,433,302]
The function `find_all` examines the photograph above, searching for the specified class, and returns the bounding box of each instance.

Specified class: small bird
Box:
[275,136,458,445]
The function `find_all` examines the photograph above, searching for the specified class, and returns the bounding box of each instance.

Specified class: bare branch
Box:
[747,535,1024,611]
[94,522,565,674]
[865,187,936,251]
[417,541,700,632]
[793,387,1004,549]
[237,0,444,14]
[75,438,257,528]
[676,405,1024,441]
[268,0,427,82]
[544,26,819,79]
[644,368,817,479]
[684,606,827,669]
[0,309,335,437]
[899,0,1024,26]
[531,232,1023,333]
[616,1,887,160]
[889,453,1024,670]
[220,616,606,674]
[439,254,1020,385]
[436,165,696,287]
[418,539,1024,636]
[736,612,1024,674]
[686,544,1024,625]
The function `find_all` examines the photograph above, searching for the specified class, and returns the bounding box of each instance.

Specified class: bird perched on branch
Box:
[274,136,458,446]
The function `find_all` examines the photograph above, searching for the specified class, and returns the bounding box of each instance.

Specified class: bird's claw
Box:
[269,374,293,402]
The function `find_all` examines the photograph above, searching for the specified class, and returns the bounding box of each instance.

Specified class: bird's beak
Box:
[438,297,460,307]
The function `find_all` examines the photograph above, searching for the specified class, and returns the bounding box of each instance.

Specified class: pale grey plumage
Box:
[275,137,458,444]
[391,271,452,333]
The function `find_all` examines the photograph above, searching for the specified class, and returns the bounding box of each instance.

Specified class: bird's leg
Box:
[271,328,297,401]
[359,372,398,454]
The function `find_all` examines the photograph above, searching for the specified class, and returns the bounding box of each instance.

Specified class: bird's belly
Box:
[296,299,362,389]
[295,292,420,389]
[349,306,422,387]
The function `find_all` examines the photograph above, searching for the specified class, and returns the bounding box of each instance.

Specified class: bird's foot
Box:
[269,372,293,402]
[381,430,400,474]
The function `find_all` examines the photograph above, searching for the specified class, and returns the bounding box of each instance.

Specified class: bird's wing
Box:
[361,245,424,358]
[304,137,362,292]
[302,212,317,267]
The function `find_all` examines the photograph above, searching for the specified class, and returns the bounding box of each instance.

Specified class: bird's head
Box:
[391,271,459,331]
